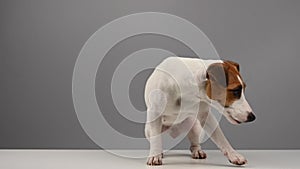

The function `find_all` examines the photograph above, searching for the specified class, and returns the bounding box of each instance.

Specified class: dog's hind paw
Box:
[147,154,163,166]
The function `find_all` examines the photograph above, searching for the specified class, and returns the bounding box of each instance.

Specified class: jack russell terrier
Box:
[144,57,255,166]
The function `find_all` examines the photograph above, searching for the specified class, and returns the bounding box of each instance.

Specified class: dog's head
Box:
[206,60,256,125]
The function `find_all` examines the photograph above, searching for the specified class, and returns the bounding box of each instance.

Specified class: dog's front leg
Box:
[199,112,247,165]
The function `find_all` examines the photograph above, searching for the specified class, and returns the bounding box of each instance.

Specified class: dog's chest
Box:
[161,95,202,126]
[161,100,210,138]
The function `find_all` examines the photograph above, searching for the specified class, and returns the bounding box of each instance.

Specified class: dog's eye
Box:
[231,89,242,97]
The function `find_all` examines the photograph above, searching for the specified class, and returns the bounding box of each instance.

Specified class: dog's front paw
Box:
[147,154,163,166]
[226,151,247,165]
[190,146,207,159]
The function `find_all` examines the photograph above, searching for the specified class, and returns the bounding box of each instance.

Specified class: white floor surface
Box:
[0,150,299,169]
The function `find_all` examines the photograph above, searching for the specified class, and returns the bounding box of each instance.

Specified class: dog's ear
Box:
[206,63,228,87]
[224,60,239,72]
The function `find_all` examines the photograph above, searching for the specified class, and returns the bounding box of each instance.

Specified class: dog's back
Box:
[144,57,221,106]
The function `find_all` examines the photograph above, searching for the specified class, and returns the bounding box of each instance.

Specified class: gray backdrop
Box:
[1,0,300,149]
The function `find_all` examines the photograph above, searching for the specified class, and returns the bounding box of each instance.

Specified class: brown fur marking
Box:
[206,61,246,107]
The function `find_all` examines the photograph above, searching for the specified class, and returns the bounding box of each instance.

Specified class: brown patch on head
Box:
[206,60,246,107]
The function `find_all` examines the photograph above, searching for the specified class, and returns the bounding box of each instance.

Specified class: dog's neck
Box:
[197,59,223,81]
[195,59,223,86]
[195,59,223,103]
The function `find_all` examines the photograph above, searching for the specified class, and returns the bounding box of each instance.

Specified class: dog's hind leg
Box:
[187,119,207,159]
[145,118,163,166]
[145,89,167,165]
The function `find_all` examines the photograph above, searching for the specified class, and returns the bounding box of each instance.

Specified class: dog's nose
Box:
[246,112,256,122]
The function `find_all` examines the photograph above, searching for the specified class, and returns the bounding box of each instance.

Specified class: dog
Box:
[144,57,256,166]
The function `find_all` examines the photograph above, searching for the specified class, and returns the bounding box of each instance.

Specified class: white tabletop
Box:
[0,150,298,169]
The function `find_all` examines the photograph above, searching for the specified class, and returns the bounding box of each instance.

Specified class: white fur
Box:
[145,57,249,166]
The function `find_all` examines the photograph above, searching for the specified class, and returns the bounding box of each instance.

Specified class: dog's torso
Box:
[144,57,222,132]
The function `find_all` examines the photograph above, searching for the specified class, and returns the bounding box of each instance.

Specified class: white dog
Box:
[144,57,256,166]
